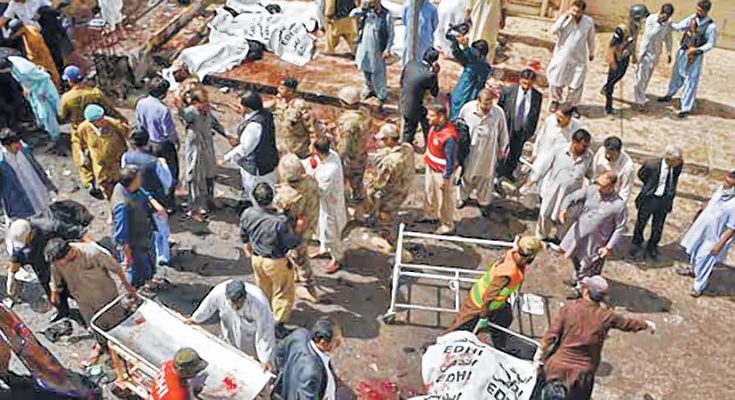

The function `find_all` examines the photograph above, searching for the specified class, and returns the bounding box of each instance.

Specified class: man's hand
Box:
[431,63,441,74]
[382,50,391,59]
[295,216,307,233]
[711,243,723,256]
[645,320,656,334]
[50,290,59,305]
[227,135,239,147]
[558,209,568,225]
[261,362,274,372]
[598,247,611,259]
[458,34,469,47]
[667,54,672,64]
[686,48,699,58]
[244,243,253,257]
[216,158,226,167]
[183,317,195,325]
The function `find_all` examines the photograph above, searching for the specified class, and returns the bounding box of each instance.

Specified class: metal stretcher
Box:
[90,296,273,399]
[382,224,552,338]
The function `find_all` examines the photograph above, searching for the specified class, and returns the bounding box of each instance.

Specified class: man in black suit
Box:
[630,146,684,260]
[400,47,440,145]
[273,318,342,400]
[497,68,543,181]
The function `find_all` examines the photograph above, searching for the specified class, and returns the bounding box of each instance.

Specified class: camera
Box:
[446,22,471,41]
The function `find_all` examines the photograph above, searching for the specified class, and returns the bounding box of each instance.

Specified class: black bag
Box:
[245,40,265,62]
[454,118,472,172]
[48,200,93,227]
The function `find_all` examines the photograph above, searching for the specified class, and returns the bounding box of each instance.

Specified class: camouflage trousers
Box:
[288,228,315,284]
[343,159,367,200]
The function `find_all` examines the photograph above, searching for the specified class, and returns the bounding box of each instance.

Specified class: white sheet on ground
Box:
[179,38,250,80]
[412,331,538,400]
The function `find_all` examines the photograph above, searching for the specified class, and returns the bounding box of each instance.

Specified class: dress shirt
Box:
[308,340,336,400]
[224,111,262,165]
[135,95,178,144]
[654,159,670,197]
[592,148,634,202]
[514,86,532,127]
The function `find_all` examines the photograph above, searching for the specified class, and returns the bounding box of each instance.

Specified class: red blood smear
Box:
[223,376,237,390]
[134,317,146,325]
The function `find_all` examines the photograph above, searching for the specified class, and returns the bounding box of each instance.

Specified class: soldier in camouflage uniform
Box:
[365,124,415,227]
[271,77,314,159]
[334,87,370,202]
[274,153,321,303]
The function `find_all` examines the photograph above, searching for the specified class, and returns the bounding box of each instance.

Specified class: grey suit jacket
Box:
[273,328,327,400]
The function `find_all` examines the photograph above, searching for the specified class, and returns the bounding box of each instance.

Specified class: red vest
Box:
[424,123,458,173]
[150,361,189,400]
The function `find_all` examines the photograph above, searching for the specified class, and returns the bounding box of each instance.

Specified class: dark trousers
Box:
[401,107,429,144]
[602,60,630,111]
[150,140,179,206]
[497,132,528,181]
[632,196,669,250]
[454,304,513,352]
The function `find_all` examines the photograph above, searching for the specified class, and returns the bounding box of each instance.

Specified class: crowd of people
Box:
[0,0,732,399]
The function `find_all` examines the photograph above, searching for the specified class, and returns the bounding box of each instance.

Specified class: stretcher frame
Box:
[383,223,516,323]
[383,224,552,336]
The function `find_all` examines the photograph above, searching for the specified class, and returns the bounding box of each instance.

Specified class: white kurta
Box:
[191,280,276,364]
[546,14,595,89]
[458,102,508,205]
[634,13,673,104]
[434,0,468,55]
[530,145,593,231]
[305,151,347,259]
[531,114,583,161]
[592,148,635,203]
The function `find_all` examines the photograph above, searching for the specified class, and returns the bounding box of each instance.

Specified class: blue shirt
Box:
[135,96,178,144]
[402,1,438,64]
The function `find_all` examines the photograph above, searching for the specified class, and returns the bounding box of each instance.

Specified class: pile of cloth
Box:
[177,0,321,79]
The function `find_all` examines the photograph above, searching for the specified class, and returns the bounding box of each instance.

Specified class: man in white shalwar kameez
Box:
[464,0,506,62]
[434,0,468,56]
[546,0,595,111]
[530,104,582,163]
[525,129,593,241]
[457,89,508,214]
[305,137,347,274]
[678,171,735,297]
[592,136,634,203]
[633,5,674,106]
[189,279,276,369]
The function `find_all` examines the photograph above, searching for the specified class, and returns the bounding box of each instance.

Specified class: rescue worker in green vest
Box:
[447,236,543,353]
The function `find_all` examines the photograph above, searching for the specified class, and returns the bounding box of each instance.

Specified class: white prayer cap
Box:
[6,219,32,255]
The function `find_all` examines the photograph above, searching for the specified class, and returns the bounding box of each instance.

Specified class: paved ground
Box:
[2,8,735,400]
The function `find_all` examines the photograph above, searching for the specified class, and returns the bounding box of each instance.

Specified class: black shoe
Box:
[549,101,559,113]
[88,186,104,200]
[676,111,690,119]
[457,199,468,209]
[605,108,617,115]
[644,247,659,261]
[480,207,490,218]
[572,108,582,119]
[629,243,642,258]
[657,95,672,103]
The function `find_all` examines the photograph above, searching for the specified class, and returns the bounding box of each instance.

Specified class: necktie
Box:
[515,91,527,131]
[665,168,673,195]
